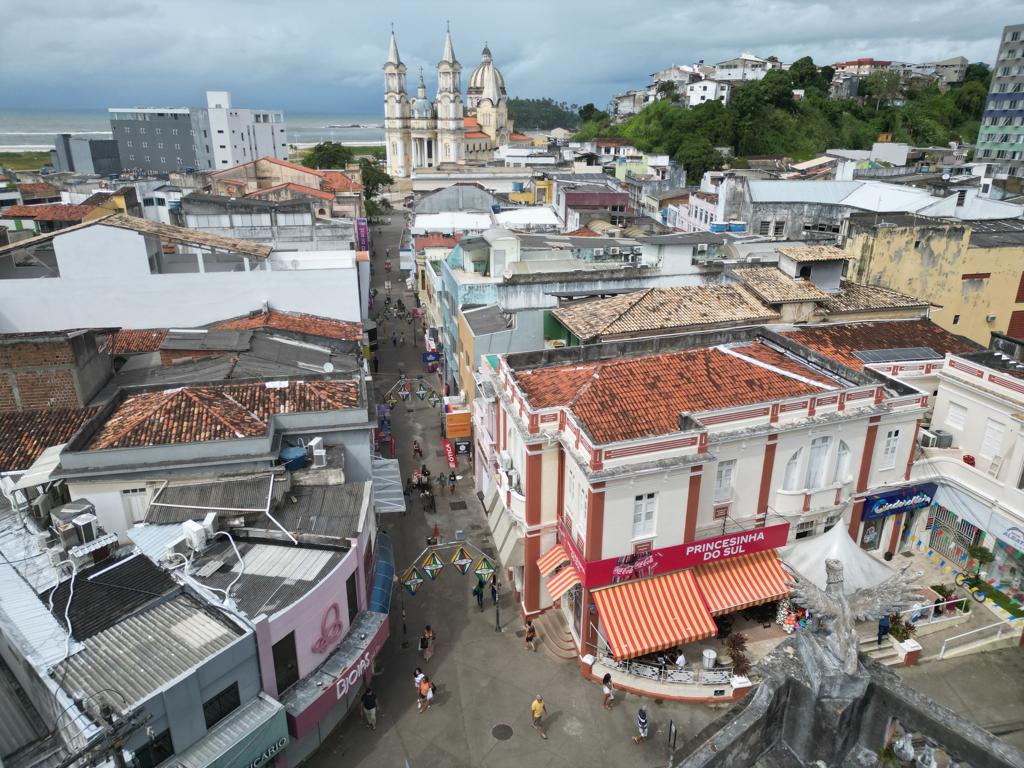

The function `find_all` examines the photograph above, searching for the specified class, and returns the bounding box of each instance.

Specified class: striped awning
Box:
[546,565,582,601]
[694,550,790,617]
[537,543,570,576]
[592,570,716,660]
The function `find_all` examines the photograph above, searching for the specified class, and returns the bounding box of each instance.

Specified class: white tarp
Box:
[780,521,896,595]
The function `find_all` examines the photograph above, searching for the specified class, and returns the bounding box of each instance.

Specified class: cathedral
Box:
[383,29,515,178]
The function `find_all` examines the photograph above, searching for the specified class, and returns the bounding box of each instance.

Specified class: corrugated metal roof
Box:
[747,180,859,204]
[159,329,253,351]
[170,693,285,768]
[147,475,273,524]
[0,655,46,759]
[54,594,244,715]
[127,523,186,562]
[273,483,365,538]
[372,459,406,514]
[0,557,72,670]
[0,503,60,594]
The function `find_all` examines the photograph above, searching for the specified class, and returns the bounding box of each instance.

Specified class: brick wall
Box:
[0,341,75,369]
[0,339,81,412]
[14,370,80,410]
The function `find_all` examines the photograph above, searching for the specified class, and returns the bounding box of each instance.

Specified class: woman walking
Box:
[417,675,432,713]
[602,673,615,710]
[524,620,537,651]
[448,471,457,494]
[420,625,436,661]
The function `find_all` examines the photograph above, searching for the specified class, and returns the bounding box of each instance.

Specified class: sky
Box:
[1,0,1020,115]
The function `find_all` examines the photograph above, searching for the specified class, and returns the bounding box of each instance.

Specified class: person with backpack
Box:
[524,620,537,652]
[472,579,484,612]
[633,708,649,744]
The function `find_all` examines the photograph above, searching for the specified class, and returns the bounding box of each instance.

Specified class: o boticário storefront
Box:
[536,521,791,700]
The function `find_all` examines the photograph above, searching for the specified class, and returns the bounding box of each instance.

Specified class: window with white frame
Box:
[805,436,832,489]
[782,449,803,491]
[945,402,967,431]
[980,418,1006,458]
[879,429,901,469]
[632,493,657,539]
[121,488,149,523]
[832,441,851,484]
[714,460,736,503]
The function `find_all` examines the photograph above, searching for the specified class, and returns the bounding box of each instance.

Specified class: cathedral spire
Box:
[387,29,401,66]
[440,23,458,65]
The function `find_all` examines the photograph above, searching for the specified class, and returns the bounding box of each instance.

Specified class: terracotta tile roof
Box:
[464,131,490,139]
[260,156,326,177]
[464,116,480,128]
[819,281,930,314]
[415,233,461,250]
[0,407,98,471]
[562,227,600,237]
[87,380,360,450]
[510,133,532,141]
[595,138,632,147]
[777,245,848,263]
[17,182,60,200]
[783,320,978,370]
[244,183,335,202]
[210,309,363,342]
[552,286,779,341]
[109,329,169,355]
[513,341,838,443]
[732,267,830,304]
[0,204,94,222]
[322,171,362,194]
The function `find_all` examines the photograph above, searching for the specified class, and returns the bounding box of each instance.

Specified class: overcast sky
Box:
[1,0,1019,114]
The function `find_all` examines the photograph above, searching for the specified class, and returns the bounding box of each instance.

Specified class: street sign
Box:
[422,551,444,581]
[402,566,424,595]
[451,547,473,575]
[442,439,458,468]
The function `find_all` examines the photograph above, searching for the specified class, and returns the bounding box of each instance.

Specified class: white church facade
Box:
[384,29,518,178]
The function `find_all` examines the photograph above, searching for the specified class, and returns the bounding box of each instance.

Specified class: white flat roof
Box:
[108,107,191,114]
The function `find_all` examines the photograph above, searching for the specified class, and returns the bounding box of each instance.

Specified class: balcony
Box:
[912,445,1020,515]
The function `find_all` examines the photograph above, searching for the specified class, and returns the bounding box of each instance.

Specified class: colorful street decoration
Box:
[451,547,474,575]
[402,566,424,595]
[422,551,444,581]
[474,556,495,580]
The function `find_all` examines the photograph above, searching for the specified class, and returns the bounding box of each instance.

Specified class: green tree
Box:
[862,71,902,111]
[954,80,988,118]
[359,158,393,201]
[789,56,820,89]
[578,103,607,123]
[673,138,724,180]
[303,142,354,169]
[656,81,678,100]
[963,62,992,89]
[507,97,581,130]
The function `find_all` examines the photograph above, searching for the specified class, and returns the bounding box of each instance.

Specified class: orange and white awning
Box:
[546,565,582,601]
[537,543,570,577]
[694,549,790,617]
[592,570,716,660]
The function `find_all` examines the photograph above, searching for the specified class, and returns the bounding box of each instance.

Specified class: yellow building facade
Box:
[844,214,1024,344]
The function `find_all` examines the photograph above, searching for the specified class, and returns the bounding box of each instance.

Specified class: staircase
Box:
[858,635,903,666]
[535,609,578,663]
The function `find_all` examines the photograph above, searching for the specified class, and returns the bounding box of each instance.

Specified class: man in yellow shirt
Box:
[530,695,548,739]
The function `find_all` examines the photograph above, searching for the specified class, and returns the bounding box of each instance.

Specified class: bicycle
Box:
[953,570,989,603]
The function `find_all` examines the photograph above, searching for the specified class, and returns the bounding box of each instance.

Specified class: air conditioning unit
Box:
[919,429,938,448]
[181,520,207,551]
[47,548,64,567]
[34,531,50,552]
[632,246,643,254]
[748,256,762,264]
[306,436,327,468]
[72,513,98,545]
[609,247,620,255]
[593,248,605,256]
[499,451,513,470]
[933,429,953,449]
[696,243,709,253]
[202,511,217,539]
[31,494,52,520]
[986,314,997,323]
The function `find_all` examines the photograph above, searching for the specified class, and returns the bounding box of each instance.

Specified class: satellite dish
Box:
[323,362,335,373]
[942,173,951,181]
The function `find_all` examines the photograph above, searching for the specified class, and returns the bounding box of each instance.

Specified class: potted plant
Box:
[887,613,921,662]
[723,632,752,676]
[967,544,995,582]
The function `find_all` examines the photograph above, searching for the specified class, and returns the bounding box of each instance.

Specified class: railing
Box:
[938,617,1023,660]
[596,650,733,686]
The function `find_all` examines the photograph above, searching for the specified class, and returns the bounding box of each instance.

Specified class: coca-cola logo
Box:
[610,551,662,583]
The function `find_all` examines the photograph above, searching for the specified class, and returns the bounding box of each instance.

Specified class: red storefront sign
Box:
[558,519,790,591]
[442,438,458,468]
[287,617,390,738]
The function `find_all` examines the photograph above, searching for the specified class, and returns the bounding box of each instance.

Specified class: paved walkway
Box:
[304,210,720,768]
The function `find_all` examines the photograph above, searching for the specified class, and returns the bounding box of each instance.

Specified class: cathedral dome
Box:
[467,45,506,97]
[412,98,433,119]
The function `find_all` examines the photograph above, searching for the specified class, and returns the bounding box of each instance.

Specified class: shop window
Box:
[272,632,299,693]
[203,682,240,730]
[980,418,1005,458]
[632,493,656,539]
[346,571,358,623]
[782,449,803,491]
[135,729,174,768]
[945,402,967,431]
[879,429,900,469]
[806,436,832,490]
[832,441,851,484]
[713,460,735,503]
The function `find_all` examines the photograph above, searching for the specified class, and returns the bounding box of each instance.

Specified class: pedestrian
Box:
[877,615,890,647]
[412,439,423,458]
[421,625,436,661]
[633,707,649,744]
[448,471,456,493]
[361,686,378,730]
[400,332,406,346]
[420,464,431,481]
[391,332,397,347]
[372,356,379,374]
[473,579,485,612]
[490,574,499,606]
[524,620,537,651]
[530,695,548,739]
[417,675,432,713]
[602,673,615,710]
[437,472,447,495]
[413,667,425,691]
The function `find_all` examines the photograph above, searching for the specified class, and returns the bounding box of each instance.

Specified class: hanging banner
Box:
[356,218,369,251]
[451,547,474,575]
[402,566,424,595]
[474,556,495,580]
[422,352,440,363]
[428,394,441,407]
[416,385,428,400]
[398,390,411,401]
[422,552,444,580]
[442,439,458,469]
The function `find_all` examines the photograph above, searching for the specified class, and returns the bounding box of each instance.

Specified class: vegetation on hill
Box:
[574,58,991,180]
[507,98,581,130]
[0,151,52,171]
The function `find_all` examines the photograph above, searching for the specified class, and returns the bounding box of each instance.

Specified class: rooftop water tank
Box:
[280,446,307,470]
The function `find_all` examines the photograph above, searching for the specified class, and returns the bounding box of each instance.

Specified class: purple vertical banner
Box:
[356,217,369,251]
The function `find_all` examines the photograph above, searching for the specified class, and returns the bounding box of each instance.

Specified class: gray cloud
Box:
[0,0,1018,113]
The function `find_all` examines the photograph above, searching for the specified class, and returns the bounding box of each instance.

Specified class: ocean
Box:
[0,110,385,152]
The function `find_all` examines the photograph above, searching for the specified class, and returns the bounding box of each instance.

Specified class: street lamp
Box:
[494,579,501,633]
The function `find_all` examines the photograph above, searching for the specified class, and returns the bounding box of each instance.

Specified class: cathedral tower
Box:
[435,26,464,165]
[383,30,411,177]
